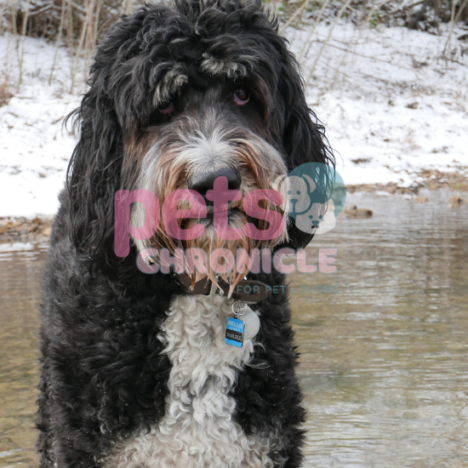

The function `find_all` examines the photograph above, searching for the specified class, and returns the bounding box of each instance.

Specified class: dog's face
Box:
[126,57,289,275]
[68,0,333,278]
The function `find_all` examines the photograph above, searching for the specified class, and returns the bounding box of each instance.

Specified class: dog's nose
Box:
[188,168,241,197]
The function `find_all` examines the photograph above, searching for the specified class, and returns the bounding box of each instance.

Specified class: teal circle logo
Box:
[286,163,346,234]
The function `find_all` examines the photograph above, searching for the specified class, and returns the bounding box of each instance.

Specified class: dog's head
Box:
[68,0,333,280]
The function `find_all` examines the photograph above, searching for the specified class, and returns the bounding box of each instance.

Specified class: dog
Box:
[36,1,333,467]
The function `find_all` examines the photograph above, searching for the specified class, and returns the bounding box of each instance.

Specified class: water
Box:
[1,191,467,468]
[290,191,468,467]
[0,244,47,468]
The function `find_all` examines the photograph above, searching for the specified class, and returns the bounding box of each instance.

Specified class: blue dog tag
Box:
[225,317,245,348]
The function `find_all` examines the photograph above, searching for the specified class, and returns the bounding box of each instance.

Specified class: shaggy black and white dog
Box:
[37,1,333,467]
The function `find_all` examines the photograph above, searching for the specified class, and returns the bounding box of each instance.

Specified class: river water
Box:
[1,190,467,468]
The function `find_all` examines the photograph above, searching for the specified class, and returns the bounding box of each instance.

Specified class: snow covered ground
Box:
[290,22,468,187]
[0,22,467,217]
[0,35,80,217]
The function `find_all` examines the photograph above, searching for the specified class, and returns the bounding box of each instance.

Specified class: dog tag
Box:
[225,317,245,348]
[226,301,261,346]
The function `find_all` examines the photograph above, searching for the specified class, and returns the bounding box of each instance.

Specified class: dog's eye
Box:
[158,101,174,115]
[234,86,250,106]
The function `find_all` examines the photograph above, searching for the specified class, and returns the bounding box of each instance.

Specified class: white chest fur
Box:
[105,294,275,468]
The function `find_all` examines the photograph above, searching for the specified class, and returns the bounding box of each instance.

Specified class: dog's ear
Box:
[66,85,123,270]
[65,13,146,271]
[66,8,162,272]
[280,65,334,250]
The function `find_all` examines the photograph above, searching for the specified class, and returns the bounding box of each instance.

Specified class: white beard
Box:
[104,294,281,468]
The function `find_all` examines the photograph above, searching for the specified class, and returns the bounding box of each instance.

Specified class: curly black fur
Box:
[36,1,333,467]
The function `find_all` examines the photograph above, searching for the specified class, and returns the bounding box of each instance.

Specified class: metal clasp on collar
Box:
[232,301,249,317]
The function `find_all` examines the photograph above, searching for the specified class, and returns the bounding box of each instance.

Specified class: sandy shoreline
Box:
[0,217,52,244]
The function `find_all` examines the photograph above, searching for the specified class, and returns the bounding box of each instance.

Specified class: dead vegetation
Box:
[0,0,467,93]
[1,0,467,48]
[347,168,468,194]
[0,217,53,243]
[272,0,468,31]
[0,0,167,91]
[0,80,13,106]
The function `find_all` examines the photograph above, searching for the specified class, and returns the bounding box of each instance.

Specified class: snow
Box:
[289,23,468,186]
[0,35,81,218]
[0,241,34,251]
[0,23,467,217]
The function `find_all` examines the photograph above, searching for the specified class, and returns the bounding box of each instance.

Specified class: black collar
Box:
[176,274,271,304]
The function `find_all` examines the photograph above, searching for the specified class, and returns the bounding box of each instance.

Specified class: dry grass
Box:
[0,80,13,107]
[0,0,150,89]
[0,0,467,93]
[2,0,466,44]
